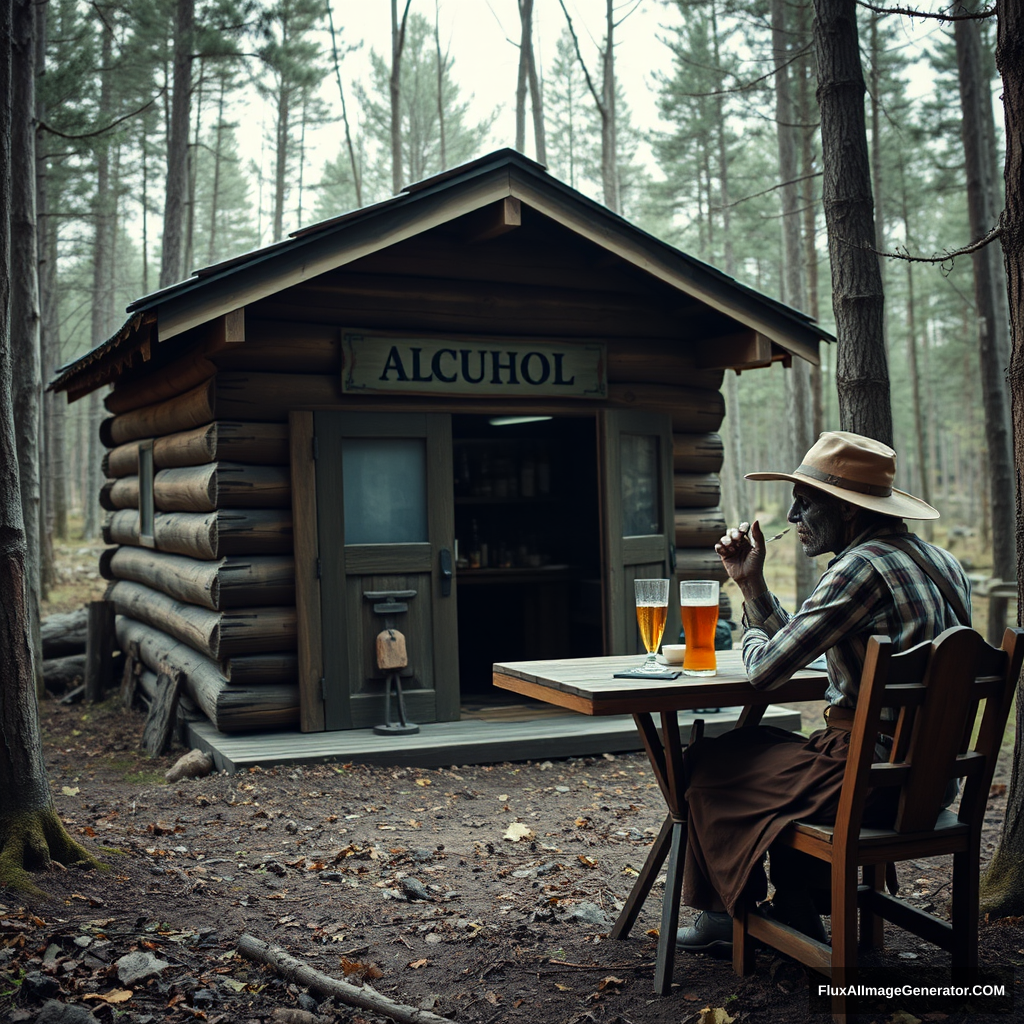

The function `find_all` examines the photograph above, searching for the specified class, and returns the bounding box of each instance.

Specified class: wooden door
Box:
[312,411,458,730]
[600,409,676,654]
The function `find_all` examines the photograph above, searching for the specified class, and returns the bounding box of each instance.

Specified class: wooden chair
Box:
[732,625,1024,1020]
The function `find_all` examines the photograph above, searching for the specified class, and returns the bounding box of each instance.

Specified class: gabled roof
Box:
[52,149,831,396]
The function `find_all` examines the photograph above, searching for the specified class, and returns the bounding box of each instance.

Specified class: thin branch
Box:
[556,0,605,113]
[856,2,995,21]
[664,44,812,100]
[712,171,823,212]
[863,221,1003,267]
[39,93,165,140]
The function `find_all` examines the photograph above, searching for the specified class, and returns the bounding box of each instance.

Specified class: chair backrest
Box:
[835,626,1024,844]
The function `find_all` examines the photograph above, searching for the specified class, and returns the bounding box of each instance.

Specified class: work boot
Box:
[765,887,828,944]
[675,910,733,958]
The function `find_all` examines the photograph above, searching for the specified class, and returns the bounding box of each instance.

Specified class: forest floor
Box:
[0,693,1020,1024]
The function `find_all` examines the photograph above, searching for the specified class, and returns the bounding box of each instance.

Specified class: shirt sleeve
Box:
[740,555,879,690]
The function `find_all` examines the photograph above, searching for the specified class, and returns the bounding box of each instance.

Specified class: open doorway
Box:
[452,414,602,699]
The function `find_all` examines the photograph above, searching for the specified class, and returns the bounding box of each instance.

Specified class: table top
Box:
[493,650,828,716]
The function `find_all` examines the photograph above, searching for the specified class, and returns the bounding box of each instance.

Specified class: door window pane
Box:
[621,434,660,536]
[343,437,429,544]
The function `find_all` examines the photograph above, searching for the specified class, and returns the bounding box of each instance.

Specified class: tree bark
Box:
[10,0,43,692]
[982,0,1024,918]
[160,0,193,286]
[812,0,891,444]
[390,0,412,193]
[0,0,94,889]
[955,5,1016,645]
[601,0,619,213]
[773,0,816,604]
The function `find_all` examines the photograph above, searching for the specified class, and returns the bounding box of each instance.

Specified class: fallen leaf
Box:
[408,958,428,969]
[887,1013,922,1024]
[698,1008,735,1024]
[597,976,624,991]
[990,783,1007,797]
[574,817,591,828]
[485,991,501,1004]
[503,822,534,842]
[82,990,133,1004]
[555,983,572,991]
[578,855,598,869]
[415,779,431,787]
[61,786,80,797]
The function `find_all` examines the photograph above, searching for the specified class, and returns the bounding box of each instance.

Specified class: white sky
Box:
[231,0,954,238]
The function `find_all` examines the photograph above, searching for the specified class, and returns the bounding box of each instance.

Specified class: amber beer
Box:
[634,579,670,672]
[636,602,669,655]
[680,580,719,676]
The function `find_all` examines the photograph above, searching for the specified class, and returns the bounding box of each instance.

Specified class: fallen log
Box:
[237,934,453,1024]
[116,617,298,732]
[41,607,88,658]
[107,579,296,659]
[103,422,291,477]
[102,547,295,611]
[104,508,293,559]
[43,654,86,693]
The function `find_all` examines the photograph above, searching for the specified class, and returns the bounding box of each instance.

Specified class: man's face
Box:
[787,484,847,557]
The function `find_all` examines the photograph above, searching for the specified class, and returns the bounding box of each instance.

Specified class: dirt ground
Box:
[1,695,1021,1024]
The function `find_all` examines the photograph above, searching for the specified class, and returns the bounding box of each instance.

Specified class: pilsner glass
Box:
[680,580,719,676]
[635,579,670,672]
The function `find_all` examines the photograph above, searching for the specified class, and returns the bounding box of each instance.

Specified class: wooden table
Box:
[494,650,829,994]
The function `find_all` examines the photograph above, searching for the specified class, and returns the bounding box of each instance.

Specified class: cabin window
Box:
[342,437,428,544]
[138,439,155,548]
[620,433,660,536]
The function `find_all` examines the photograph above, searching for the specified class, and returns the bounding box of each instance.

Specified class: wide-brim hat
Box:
[744,430,940,520]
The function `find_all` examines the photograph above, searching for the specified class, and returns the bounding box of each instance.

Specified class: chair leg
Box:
[859,864,885,950]
[950,848,978,984]
[732,903,755,976]
[830,855,857,1014]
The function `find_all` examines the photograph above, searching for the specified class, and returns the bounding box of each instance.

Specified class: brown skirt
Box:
[681,725,894,917]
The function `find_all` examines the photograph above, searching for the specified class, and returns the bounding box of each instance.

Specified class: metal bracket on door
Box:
[363,589,417,616]
[439,548,453,596]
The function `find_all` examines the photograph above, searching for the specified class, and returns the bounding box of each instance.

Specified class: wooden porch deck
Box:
[185,703,802,773]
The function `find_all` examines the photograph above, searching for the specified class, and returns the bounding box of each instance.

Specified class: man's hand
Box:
[715,520,768,602]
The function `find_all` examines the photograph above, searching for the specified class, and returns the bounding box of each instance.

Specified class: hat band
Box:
[796,463,892,498]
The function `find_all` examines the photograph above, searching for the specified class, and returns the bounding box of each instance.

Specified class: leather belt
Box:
[823,704,855,731]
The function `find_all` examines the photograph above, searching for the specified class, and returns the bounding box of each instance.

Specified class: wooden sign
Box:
[342,330,606,399]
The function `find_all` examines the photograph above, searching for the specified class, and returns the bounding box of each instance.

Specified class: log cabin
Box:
[51,150,829,763]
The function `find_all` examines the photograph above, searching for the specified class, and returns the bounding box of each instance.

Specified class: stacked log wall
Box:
[102,370,300,733]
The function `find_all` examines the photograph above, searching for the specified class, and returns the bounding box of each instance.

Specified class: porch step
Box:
[185,704,802,773]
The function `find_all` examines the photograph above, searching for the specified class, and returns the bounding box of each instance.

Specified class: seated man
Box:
[676,430,971,957]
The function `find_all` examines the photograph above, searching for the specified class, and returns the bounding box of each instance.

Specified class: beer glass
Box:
[635,579,670,672]
[680,580,719,676]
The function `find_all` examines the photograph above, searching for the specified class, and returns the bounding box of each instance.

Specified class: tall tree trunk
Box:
[797,0,824,438]
[515,0,529,154]
[35,0,64,557]
[185,56,203,274]
[980,0,1024,918]
[527,10,546,166]
[600,0,619,213]
[898,167,933,541]
[10,0,43,695]
[0,0,95,889]
[773,0,816,604]
[160,0,193,288]
[327,0,361,207]
[812,0,891,445]
[390,0,412,193]
[955,5,1015,645]
[84,19,115,541]
[434,2,446,167]
[208,83,225,264]
[272,82,289,242]
[869,19,889,357]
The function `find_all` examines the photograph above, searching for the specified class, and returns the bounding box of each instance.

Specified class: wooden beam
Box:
[461,197,522,243]
[695,330,773,371]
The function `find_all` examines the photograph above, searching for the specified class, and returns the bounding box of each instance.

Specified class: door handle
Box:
[439,548,453,597]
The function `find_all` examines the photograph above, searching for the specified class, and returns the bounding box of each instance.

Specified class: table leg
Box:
[654,819,687,995]
[610,814,672,939]
[610,711,691,994]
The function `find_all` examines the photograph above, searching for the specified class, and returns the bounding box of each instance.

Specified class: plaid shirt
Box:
[741,522,972,707]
